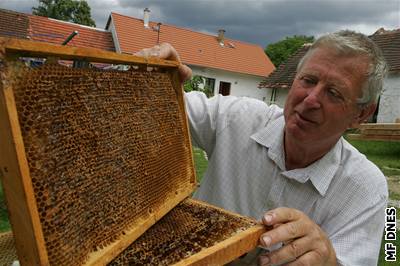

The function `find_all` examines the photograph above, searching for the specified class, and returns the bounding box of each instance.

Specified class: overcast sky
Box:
[1,0,399,47]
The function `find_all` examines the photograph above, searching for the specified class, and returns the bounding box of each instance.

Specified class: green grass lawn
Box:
[346,138,400,176]
[192,147,208,182]
[378,229,400,266]
[0,182,11,232]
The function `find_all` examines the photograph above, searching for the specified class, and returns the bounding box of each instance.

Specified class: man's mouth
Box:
[295,111,318,124]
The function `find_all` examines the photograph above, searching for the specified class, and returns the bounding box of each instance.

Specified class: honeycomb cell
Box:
[0,232,18,266]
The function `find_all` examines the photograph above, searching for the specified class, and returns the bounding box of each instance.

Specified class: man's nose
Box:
[303,86,323,109]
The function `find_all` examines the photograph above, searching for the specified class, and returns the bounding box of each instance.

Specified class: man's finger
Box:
[262,236,312,265]
[178,64,192,82]
[158,43,181,62]
[260,220,309,248]
[284,250,324,266]
[263,207,303,226]
[133,46,160,58]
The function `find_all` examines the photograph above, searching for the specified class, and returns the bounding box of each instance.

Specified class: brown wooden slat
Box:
[0,36,179,67]
[0,63,49,265]
[347,134,400,142]
[360,129,400,136]
[358,123,400,130]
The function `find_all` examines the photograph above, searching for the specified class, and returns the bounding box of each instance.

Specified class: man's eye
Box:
[300,77,316,85]
[327,88,344,101]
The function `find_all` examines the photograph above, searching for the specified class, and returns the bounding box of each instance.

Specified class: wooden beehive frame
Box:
[0,37,197,265]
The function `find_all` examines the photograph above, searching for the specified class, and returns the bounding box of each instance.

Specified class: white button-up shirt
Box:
[185,91,388,266]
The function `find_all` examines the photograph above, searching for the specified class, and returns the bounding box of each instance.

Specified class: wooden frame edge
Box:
[0,64,49,265]
[0,37,180,67]
[168,69,197,185]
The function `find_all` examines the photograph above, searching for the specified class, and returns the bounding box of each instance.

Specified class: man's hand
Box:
[134,42,192,83]
[259,207,337,266]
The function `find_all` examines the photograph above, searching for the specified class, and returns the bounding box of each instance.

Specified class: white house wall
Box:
[191,66,271,102]
[107,18,121,53]
[270,88,290,108]
[377,74,400,123]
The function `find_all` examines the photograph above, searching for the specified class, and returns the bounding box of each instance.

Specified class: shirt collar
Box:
[251,115,286,170]
[250,115,342,196]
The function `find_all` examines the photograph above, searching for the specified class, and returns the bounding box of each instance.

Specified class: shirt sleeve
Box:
[184,91,276,157]
[184,91,242,156]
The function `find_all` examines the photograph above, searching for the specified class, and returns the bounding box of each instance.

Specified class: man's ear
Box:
[349,103,377,128]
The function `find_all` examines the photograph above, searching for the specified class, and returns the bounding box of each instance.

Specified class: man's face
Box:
[284,47,369,146]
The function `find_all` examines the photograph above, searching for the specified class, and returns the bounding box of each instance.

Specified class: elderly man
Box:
[137,30,388,265]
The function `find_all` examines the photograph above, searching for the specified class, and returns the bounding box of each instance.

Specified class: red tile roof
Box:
[0,8,29,39]
[28,15,115,51]
[108,12,275,77]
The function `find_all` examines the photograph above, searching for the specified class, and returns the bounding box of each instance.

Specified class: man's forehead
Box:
[298,68,349,90]
[303,47,369,68]
[301,48,368,75]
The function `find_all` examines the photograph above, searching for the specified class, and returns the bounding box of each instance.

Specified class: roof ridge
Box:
[371,27,400,36]
[110,11,263,48]
[29,14,109,32]
[0,7,30,16]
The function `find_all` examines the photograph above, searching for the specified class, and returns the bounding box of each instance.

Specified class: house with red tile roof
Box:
[259,28,400,123]
[1,8,274,101]
[0,8,115,52]
[106,9,275,100]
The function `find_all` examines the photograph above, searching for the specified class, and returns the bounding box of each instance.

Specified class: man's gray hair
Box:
[297,30,388,106]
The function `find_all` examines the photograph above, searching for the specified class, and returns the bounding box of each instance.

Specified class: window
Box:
[219,81,231,96]
[205,77,215,92]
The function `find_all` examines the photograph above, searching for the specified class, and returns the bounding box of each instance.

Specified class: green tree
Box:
[32,0,96,27]
[184,75,213,98]
[265,35,314,67]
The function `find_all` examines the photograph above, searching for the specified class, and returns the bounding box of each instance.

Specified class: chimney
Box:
[143,8,150,28]
[217,29,225,46]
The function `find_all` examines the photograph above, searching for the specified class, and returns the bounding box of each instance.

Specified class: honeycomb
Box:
[0,231,18,266]
[9,63,193,266]
[108,199,257,265]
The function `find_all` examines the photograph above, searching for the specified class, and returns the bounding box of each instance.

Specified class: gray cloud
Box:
[1,0,399,47]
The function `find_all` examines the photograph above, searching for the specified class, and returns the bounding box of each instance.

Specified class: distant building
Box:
[370,28,400,123]
[105,10,275,100]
